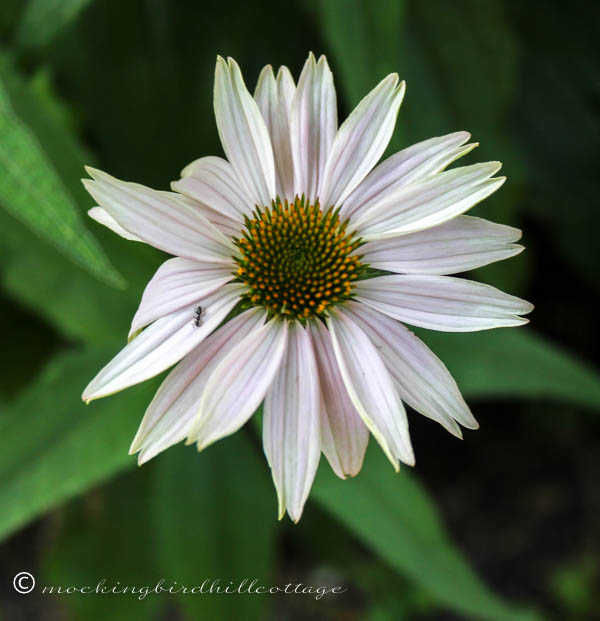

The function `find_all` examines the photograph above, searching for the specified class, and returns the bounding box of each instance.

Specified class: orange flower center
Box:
[233,196,366,320]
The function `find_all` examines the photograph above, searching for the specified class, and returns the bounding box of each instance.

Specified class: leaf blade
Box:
[0,347,157,541]
[312,448,541,621]
[0,71,124,288]
[152,436,278,620]
[420,328,600,410]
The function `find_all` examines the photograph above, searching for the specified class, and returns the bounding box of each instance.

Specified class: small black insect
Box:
[193,305,203,327]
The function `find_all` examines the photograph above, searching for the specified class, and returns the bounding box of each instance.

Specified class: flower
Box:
[82,53,532,522]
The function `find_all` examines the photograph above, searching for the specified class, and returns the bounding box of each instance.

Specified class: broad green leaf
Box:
[0,57,162,345]
[317,0,403,107]
[0,206,158,346]
[293,503,439,620]
[317,0,518,147]
[0,0,24,39]
[0,69,124,289]
[152,436,278,621]
[420,329,600,410]
[506,3,600,288]
[42,468,163,621]
[15,0,95,51]
[0,290,63,398]
[0,347,158,542]
[312,447,541,621]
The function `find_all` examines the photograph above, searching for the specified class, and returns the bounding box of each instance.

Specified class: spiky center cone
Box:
[233,196,366,321]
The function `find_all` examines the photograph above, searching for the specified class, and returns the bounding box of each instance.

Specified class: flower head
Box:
[83,53,532,521]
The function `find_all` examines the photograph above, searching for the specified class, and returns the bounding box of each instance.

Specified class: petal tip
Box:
[83,164,98,177]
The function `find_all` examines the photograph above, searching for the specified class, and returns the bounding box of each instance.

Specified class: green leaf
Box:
[15,0,95,51]
[317,0,404,108]
[0,347,158,542]
[0,57,162,345]
[420,329,600,410]
[0,0,24,40]
[152,436,278,621]
[0,204,158,346]
[317,0,518,146]
[42,468,163,621]
[312,447,541,621]
[0,68,124,289]
[0,290,63,398]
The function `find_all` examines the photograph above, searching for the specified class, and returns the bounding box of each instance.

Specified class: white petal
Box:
[255,64,296,200]
[214,56,276,206]
[361,215,524,275]
[263,323,321,522]
[83,168,234,263]
[290,53,337,202]
[130,309,265,464]
[340,131,474,219]
[356,274,534,332]
[88,206,142,242]
[129,257,234,337]
[172,156,251,220]
[319,74,405,208]
[170,193,242,239]
[186,318,288,449]
[327,310,414,469]
[82,283,243,402]
[345,301,477,434]
[310,321,368,478]
[354,162,505,240]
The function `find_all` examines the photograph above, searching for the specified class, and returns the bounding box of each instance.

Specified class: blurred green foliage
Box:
[0,0,599,619]
[0,61,123,288]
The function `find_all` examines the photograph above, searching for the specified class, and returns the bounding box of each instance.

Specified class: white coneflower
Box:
[82,53,532,521]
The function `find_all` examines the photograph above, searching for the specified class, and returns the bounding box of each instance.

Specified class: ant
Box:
[192,305,203,327]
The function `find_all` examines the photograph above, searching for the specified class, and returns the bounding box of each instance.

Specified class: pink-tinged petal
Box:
[319,74,405,208]
[360,215,524,275]
[129,257,234,338]
[263,323,321,522]
[355,274,534,332]
[354,162,505,240]
[255,64,296,200]
[290,53,337,203]
[88,206,142,242]
[327,310,414,470]
[82,283,243,402]
[130,309,265,464]
[83,168,234,263]
[171,193,242,239]
[345,301,478,435]
[340,131,474,219]
[172,156,251,221]
[310,321,368,479]
[186,318,288,450]
[214,56,276,206]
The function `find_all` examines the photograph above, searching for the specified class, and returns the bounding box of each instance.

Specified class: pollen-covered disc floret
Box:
[233,196,366,320]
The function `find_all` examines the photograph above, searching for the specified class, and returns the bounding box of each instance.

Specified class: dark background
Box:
[0,0,599,619]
